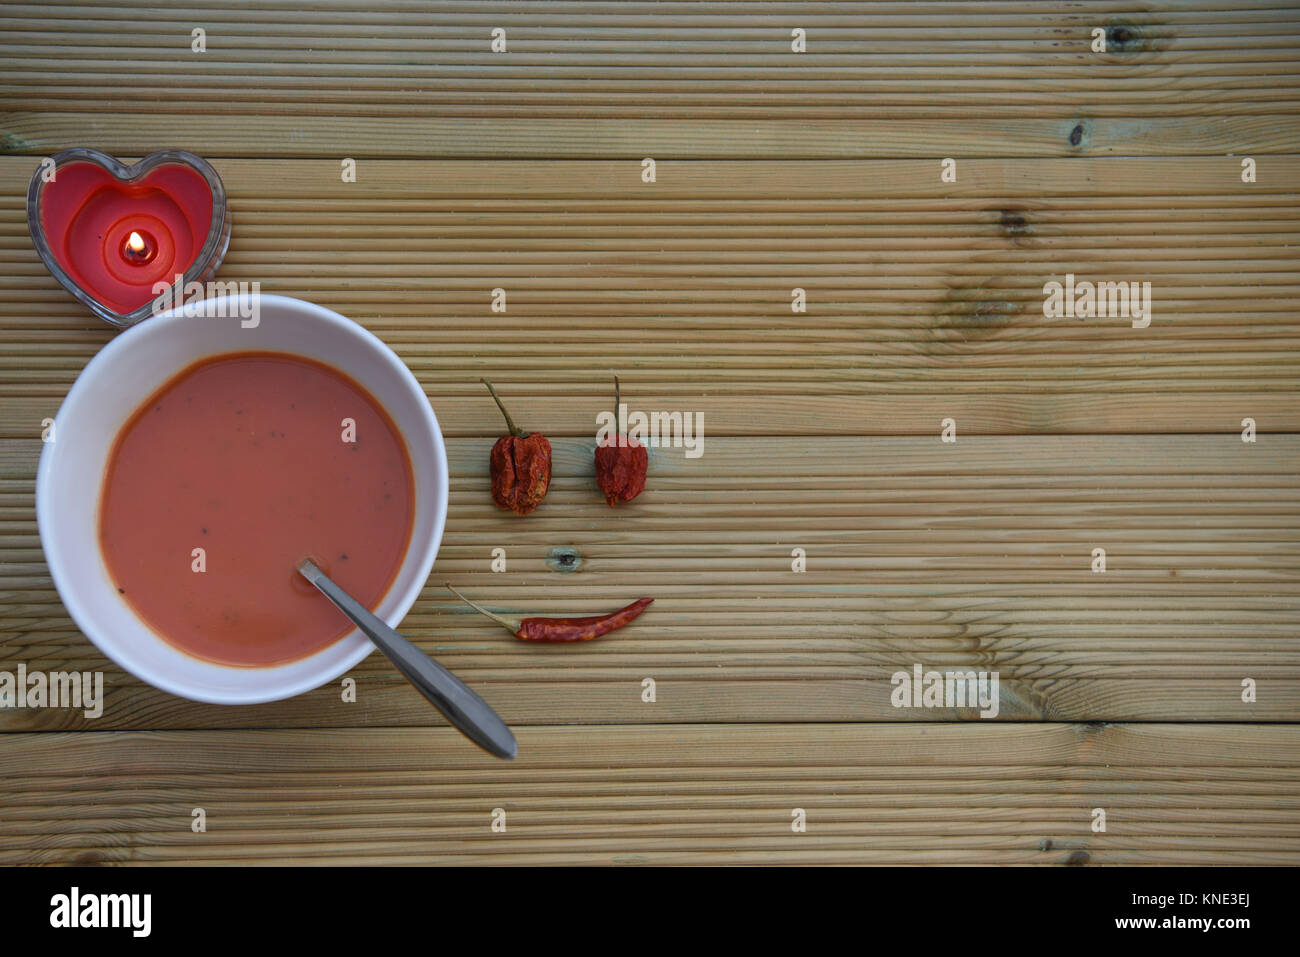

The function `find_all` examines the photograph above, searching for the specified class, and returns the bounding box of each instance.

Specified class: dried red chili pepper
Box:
[483,379,551,515]
[446,584,653,643]
[594,375,647,507]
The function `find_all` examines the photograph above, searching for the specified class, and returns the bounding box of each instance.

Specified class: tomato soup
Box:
[99,352,415,667]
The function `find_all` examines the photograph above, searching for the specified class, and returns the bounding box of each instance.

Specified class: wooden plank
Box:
[8,393,1298,439]
[5,112,1300,159]
[0,724,1295,864]
[0,0,1296,869]
[8,155,1292,196]
[1,1,1298,127]
[0,675,1292,731]
[1,157,1296,435]
[3,435,1294,729]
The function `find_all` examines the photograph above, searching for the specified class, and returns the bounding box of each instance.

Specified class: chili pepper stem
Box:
[613,375,620,419]
[481,378,524,437]
[446,583,524,634]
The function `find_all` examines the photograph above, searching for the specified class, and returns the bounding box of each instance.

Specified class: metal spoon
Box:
[296,558,517,759]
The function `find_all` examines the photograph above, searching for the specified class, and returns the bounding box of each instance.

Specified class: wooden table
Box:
[1,1,1297,865]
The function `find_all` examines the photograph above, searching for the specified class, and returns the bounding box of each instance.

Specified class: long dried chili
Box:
[446,584,653,643]
[483,379,552,515]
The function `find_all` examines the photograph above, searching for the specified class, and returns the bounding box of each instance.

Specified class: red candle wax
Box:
[39,162,213,315]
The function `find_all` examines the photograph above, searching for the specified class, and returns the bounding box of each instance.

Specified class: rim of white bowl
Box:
[35,293,448,705]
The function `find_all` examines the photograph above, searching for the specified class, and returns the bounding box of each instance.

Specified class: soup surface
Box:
[99,352,415,666]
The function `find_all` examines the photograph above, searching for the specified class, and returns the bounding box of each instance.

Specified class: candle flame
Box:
[126,231,146,254]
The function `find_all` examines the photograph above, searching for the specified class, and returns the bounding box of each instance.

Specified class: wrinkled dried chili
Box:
[483,379,552,515]
[594,375,648,507]
[446,584,653,642]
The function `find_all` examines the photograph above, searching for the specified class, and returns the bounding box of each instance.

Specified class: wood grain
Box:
[2,0,1298,128]
[2,724,1296,865]
[0,0,1296,866]
[2,434,1295,730]
[1,157,1297,436]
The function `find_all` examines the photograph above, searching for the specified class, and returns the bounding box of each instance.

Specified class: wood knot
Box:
[999,210,1030,237]
[1038,838,1054,852]
[1068,122,1087,149]
[924,280,1026,356]
[1105,22,1148,53]
[1064,850,1092,866]
[991,206,1037,246]
[938,290,1020,334]
[546,545,582,573]
[964,300,1017,325]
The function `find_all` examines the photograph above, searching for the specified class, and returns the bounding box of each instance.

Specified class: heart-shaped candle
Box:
[27,148,230,328]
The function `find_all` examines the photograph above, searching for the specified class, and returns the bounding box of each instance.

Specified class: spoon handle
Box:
[297,559,517,760]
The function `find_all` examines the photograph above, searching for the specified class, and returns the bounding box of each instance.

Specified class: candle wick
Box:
[121,229,156,266]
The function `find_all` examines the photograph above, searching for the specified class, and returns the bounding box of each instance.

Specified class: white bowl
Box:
[35,294,448,704]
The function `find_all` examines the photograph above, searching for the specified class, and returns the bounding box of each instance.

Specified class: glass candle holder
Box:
[27,148,231,328]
